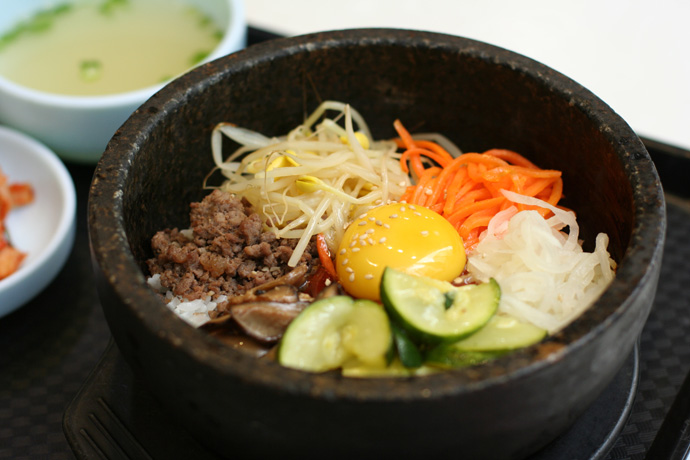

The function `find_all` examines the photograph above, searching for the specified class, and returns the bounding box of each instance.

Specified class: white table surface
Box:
[246,0,690,151]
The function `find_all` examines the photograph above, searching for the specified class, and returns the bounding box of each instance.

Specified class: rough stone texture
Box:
[87,29,665,459]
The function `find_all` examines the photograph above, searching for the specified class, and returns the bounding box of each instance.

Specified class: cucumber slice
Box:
[391,322,423,369]
[342,358,415,378]
[425,348,506,368]
[426,313,547,368]
[380,268,500,343]
[278,296,391,373]
[341,300,393,366]
[449,313,547,351]
[342,359,439,378]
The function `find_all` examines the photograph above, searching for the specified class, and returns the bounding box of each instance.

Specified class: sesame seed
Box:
[425,188,433,195]
[365,229,374,234]
[325,279,332,286]
[360,240,367,246]
[345,267,354,273]
[364,274,374,280]
[375,220,383,226]
[349,274,355,282]
[414,212,422,217]
[421,230,429,236]
[379,237,387,243]
[359,213,368,219]
[369,217,376,221]
[390,214,398,219]
[368,238,375,245]
[409,204,416,210]
[339,248,346,255]
[350,241,356,248]
[341,258,349,265]
[383,223,390,229]
[400,206,406,212]
[352,247,361,252]
[358,221,367,226]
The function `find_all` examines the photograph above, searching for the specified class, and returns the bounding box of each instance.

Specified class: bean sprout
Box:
[210,101,411,267]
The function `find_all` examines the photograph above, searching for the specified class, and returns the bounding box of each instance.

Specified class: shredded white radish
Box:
[467,193,616,333]
[209,101,410,267]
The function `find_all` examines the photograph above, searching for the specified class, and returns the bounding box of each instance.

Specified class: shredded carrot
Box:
[394,121,565,250]
[483,149,539,168]
[393,119,415,149]
[399,148,453,176]
[316,233,337,280]
[393,120,455,177]
[412,166,441,205]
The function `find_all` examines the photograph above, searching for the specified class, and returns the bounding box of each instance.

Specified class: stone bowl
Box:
[88,29,665,459]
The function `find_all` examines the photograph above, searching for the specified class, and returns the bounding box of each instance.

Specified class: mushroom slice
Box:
[227,265,310,306]
[231,301,308,343]
[253,284,300,303]
[249,264,309,292]
[314,283,345,300]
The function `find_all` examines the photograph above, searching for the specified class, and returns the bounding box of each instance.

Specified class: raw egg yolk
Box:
[335,203,466,301]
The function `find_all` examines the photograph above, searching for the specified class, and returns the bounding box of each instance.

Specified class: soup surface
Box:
[0,0,223,95]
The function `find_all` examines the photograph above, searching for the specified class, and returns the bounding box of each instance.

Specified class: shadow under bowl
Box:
[88,29,665,459]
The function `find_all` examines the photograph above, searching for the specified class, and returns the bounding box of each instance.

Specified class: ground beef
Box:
[146,189,318,307]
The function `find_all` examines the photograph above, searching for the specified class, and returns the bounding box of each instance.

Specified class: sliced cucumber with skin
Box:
[278,296,392,373]
[391,322,423,369]
[425,348,506,368]
[342,358,415,378]
[380,268,500,344]
[449,313,547,351]
[342,359,440,378]
[426,313,547,368]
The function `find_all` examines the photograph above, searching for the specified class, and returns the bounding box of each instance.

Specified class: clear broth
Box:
[0,0,223,96]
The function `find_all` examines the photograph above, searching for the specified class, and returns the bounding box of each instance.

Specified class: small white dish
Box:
[0,125,76,318]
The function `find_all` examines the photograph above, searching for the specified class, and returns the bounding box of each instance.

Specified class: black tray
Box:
[1,26,690,460]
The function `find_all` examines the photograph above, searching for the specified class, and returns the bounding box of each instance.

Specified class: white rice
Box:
[147,274,225,327]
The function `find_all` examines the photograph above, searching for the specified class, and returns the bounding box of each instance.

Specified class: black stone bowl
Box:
[88,29,665,459]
